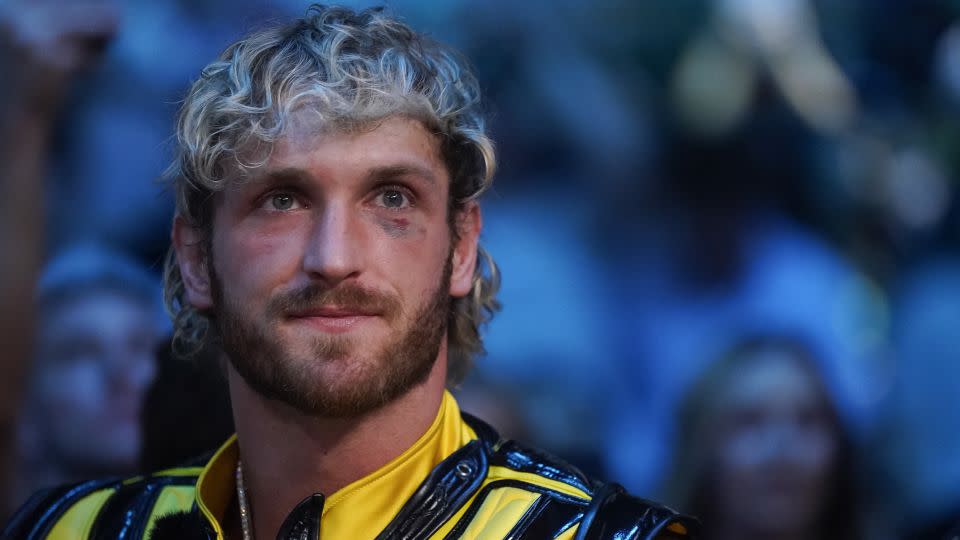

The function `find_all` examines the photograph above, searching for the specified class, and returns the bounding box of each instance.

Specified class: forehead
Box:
[719,351,825,409]
[39,291,157,343]
[261,113,448,181]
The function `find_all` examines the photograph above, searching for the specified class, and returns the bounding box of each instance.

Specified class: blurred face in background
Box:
[707,349,838,536]
[25,289,159,472]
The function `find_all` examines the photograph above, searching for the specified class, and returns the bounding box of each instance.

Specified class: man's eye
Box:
[379,189,409,209]
[267,193,300,211]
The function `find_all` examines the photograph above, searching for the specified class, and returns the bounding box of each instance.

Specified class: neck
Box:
[227,351,448,540]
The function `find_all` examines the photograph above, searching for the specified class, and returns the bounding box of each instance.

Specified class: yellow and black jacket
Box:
[4,393,698,539]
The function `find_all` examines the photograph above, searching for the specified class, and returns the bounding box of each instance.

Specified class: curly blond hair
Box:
[163,4,499,385]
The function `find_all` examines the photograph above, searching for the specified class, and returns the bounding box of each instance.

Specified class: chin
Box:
[304,353,389,388]
[278,357,416,417]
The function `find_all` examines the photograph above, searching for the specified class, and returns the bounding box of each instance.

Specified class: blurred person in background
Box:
[661,335,863,540]
[0,0,118,518]
[9,245,163,511]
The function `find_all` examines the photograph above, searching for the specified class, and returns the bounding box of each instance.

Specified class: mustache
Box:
[266,282,402,318]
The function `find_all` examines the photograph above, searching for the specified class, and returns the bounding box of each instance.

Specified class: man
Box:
[4,5,699,539]
[10,245,163,511]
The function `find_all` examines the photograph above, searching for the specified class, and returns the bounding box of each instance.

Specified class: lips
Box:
[287,306,379,333]
[289,306,379,318]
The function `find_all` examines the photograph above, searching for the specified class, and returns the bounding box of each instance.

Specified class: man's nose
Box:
[302,202,364,285]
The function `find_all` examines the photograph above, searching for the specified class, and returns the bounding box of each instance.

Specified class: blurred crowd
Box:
[4,0,960,538]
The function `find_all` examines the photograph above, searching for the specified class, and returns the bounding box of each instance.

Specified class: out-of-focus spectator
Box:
[0,0,118,517]
[661,335,864,540]
[10,245,163,510]
[603,217,887,493]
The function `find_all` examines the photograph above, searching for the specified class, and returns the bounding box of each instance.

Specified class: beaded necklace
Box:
[235,461,254,540]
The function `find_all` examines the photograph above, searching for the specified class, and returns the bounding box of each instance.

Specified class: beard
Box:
[210,256,452,417]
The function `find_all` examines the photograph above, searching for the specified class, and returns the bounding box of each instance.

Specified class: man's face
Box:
[190,115,475,417]
[30,291,158,471]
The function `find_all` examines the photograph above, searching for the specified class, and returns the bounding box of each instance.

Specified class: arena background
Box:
[14,0,960,536]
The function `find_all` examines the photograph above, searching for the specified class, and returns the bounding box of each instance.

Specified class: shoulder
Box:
[464,413,700,540]
[575,483,698,540]
[2,467,203,540]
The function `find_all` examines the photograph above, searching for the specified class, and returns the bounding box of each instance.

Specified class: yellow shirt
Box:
[196,390,478,539]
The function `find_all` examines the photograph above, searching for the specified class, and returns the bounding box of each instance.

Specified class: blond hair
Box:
[163,4,499,385]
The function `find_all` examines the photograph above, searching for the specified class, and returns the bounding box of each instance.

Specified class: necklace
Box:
[236,461,255,540]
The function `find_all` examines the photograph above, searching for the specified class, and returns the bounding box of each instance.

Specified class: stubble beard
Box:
[211,255,452,418]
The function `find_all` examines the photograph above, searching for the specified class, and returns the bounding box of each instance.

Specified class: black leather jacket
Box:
[3,414,699,540]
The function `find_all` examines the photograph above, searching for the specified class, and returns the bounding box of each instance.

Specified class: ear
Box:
[449,202,481,298]
[172,216,214,310]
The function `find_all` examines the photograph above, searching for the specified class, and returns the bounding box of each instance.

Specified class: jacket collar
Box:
[192,392,487,539]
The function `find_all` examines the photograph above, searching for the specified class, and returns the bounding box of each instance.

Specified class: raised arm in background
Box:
[0,0,117,517]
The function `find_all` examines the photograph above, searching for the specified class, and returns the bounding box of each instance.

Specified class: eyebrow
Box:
[254,164,439,187]
[364,164,438,186]
[254,167,312,187]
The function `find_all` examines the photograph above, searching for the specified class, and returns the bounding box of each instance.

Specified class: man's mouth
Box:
[288,306,379,333]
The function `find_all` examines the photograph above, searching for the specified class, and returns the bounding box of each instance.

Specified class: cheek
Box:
[369,212,445,258]
[372,209,436,241]
[718,427,766,470]
[126,351,158,390]
[704,439,748,502]
[376,216,413,237]
[217,224,306,293]
[369,220,450,301]
[38,364,107,417]
[794,426,838,473]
